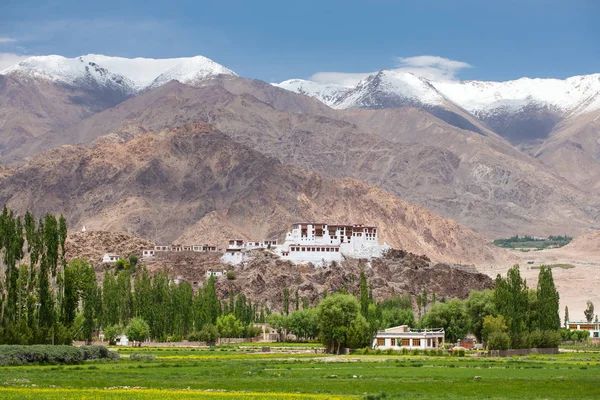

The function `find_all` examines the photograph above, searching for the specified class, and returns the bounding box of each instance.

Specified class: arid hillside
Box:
[0,123,509,266]
[63,232,495,311]
[27,78,599,238]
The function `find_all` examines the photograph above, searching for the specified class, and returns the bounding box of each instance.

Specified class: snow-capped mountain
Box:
[274,79,351,107]
[147,56,237,89]
[276,70,447,110]
[1,54,237,93]
[1,55,138,96]
[434,74,600,118]
[276,70,600,144]
[334,70,447,109]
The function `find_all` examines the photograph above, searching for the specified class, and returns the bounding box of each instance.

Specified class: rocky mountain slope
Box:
[533,110,600,191]
[0,123,509,266]
[31,78,599,238]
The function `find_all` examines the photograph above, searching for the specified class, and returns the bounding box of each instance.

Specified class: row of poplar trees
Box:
[0,206,265,344]
[0,206,72,344]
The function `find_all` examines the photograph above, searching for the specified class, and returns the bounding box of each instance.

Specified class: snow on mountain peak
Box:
[1,55,137,94]
[273,79,350,107]
[433,74,600,117]
[1,54,237,92]
[148,55,237,89]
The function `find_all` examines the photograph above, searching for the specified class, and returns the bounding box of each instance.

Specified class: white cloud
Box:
[0,53,30,71]
[394,55,472,81]
[0,37,17,44]
[306,55,472,86]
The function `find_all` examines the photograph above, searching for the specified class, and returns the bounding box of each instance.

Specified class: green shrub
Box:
[411,348,421,356]
[488,332,510,350]
[129,353,156,362]
[0,345,117,366]
[401,347,409,355]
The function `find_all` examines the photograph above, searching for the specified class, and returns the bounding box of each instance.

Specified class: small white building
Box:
[206,269,228,278]
[142,249,155,257]
[102,253,120,263]
[372,325,445,350]
[567,321,600,338]
[115,334,129,346]
[222,248,246,264]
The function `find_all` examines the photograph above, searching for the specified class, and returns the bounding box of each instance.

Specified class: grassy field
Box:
[2,347,600,399]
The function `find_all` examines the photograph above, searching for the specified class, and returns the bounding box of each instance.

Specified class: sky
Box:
[0,0,598,83]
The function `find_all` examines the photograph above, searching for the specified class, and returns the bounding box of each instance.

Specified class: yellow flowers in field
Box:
[0,388,355,400]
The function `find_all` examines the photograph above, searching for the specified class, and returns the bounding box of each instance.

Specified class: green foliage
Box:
[216,314,243,338]
[465,289,495,342]
[286,309,319,340]
[487,332,510,350]
[482,315,508,342]
[584,301,594,323]
[0,345,116,365]
[318,293,361,353]
[282,288,290,316]
[226,271,236,280]
[420,299,468,343]
[125,317,150,343]
[103,324,122,345]
[129,352,156,362]
[537,266,560,330]
[494,265,529,334]
[493,235,572,249]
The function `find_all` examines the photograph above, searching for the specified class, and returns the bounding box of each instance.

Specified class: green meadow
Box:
[2,347,600,399]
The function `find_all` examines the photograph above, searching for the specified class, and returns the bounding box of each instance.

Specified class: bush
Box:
[167,334,183,343]
[488,332,510,350]
[454,348,466,357]
[190,324,219,343]
[0,345,117,366]
[129,353,156,362]
[125,317,150,344]
[226,271,236,280]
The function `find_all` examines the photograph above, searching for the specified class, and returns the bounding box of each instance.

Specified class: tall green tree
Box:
[359,269,369,317]
[494,265,529,334]
[318,293,361,353]
[584,301,595,323]
[537,266,560,330]
[283,288,290,316]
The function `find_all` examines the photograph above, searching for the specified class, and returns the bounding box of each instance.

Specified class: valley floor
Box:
[2,346,600,399]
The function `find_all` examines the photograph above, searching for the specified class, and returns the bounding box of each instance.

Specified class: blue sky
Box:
[0,0,598,82]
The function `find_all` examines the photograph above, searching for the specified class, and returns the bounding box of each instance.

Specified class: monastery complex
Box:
[103,222,390,266]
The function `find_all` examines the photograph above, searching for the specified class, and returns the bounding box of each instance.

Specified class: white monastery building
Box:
[102,253,120,263]
[372,326,445,350]
[221,222,390,265]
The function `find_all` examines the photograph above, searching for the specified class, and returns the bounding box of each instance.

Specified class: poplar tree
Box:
[564,305,569,328]
[283,288,290,315]
[359,269,369,317]
[494,265,529,334]
[537,265,560,330]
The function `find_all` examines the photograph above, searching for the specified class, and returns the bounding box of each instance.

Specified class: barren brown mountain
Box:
[0,123,509,266]
[0,73,133,162]
[30,78,598,238]
[534,111,600,192]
